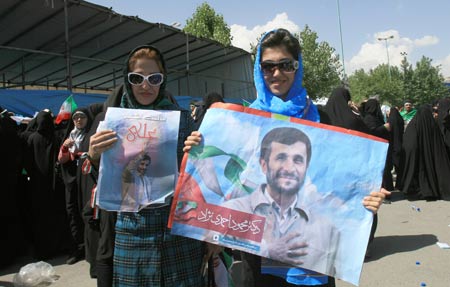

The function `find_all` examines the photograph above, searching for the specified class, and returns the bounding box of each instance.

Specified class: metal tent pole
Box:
[64,0,72,91]
[186,34,190,96]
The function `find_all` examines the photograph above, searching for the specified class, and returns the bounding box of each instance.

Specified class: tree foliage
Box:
[347,69,372,103]
[183,2,232,46]
[298,25,342,100]
[411,56,449,104]
[348,65,404,105]
[348,55,449,106]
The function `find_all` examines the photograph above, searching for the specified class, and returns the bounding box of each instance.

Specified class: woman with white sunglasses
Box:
[82,45,204,287]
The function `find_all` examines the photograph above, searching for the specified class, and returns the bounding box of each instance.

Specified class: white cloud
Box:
[437,54,450,80]
[414,35,439,47]
[347,30,440,76]
[230,13,300,52]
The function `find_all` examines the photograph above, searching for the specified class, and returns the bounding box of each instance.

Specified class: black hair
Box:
[204,92,224,109]
[260,127,311,166]
[260,28,302,61]
[141,154,151,164]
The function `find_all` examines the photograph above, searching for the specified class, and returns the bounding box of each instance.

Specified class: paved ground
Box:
[336,191,450,287]
[1,191,449,287]
[0,256,96,287]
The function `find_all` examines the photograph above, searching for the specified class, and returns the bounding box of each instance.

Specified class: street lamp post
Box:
[377,35,394,81]
[400,51,408,103]
[171,22,181,29]
[336,0,346,81]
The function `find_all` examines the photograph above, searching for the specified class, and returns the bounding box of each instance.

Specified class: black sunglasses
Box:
[260,59,299,75]
[128,72,164,86]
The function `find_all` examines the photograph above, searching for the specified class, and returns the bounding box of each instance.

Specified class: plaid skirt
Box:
[113,205,205,287]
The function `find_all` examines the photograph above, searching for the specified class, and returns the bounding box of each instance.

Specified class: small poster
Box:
[169,103,388,285]
[96,107,180,212]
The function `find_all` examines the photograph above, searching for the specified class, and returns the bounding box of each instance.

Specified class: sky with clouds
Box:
[89,0,450,79]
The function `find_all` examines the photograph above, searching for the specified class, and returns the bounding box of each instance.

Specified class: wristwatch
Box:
[80,152,93,161]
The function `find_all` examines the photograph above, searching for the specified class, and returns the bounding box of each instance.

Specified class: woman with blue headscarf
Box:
[250,29,319,122]
[184,28,389,287]
[247,28,331,287]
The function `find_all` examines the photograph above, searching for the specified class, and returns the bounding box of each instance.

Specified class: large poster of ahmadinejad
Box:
[169,103,388,286]
[96,107,180,212]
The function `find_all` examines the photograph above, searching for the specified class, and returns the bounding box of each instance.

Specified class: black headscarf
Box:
[27,110,56,175]
[62,107,93,139]
[324,87,370,133]
[195,92,225,129]
[363,99,385,125]
[387,108,404,170]
[362,99,389,139]
[0,105,22,202]
[384,107,404,190]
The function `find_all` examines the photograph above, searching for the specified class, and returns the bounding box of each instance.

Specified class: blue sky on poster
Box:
[89,0,450,79]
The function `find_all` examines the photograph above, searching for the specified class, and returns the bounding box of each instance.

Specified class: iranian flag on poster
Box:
[55,95,78,124]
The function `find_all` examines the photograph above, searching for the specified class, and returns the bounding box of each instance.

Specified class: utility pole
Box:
[378,35,394,81]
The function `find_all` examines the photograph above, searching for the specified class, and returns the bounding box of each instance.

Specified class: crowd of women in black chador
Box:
[0,105,105,269]
[323,90,450,202]
[0,106,24,268]
[325,88,450,200]
[400,100,450,201]
[0,107,68,267]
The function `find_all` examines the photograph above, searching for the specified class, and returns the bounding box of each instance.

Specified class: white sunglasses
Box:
[127,72,164,86]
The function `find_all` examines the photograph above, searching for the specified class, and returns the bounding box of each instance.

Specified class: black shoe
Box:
[66,248,84,265]
[90,264,97,278]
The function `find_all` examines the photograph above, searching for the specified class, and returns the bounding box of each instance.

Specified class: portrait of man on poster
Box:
[222,127,340,275]
[121,152,153,211]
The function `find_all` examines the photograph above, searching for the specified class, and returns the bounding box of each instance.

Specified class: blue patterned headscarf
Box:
[250,29,320,122]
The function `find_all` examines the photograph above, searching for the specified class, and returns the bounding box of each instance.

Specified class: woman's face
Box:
[73,114,88,129]
[130,58,162,105]
[261,46,296,100]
